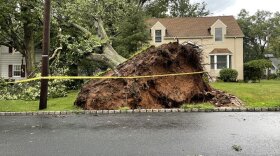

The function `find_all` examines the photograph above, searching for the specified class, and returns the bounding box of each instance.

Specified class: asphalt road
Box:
[1,112,280,156]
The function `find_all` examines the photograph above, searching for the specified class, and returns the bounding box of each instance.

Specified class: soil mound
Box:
[75,42,239,110]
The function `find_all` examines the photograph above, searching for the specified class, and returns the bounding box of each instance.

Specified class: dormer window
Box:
[155,30,162,43]
[215,28,223,41]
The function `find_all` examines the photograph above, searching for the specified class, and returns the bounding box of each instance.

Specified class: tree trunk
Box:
[23,23,36,78]
[21,2,36,78]
[72,19,127,69]
[95,18,127,67]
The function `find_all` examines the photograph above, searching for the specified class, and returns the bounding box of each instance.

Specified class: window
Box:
[155,30,162,43]
[210,55,232,70]
[217,55,227,69]
[215,28,223,41]
[13,65,21,77]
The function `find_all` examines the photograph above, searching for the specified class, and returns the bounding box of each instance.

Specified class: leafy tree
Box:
[170,0,209,17]
[49,0,152,73]
[268,12,280,57]
[0,0,43,77]
[237,9,280,62]
[144,0,169,18]
[113,9,149,58]
[143,0,210,18]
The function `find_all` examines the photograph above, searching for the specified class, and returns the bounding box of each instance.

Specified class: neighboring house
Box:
[0,46,41,80]
[147,16,244,80]
[264,54,280,75]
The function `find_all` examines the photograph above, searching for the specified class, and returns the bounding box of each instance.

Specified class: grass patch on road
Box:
[211,80,280,108]
[0,90,80,112]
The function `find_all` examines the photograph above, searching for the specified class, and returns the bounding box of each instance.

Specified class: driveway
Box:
[1,112,280,156]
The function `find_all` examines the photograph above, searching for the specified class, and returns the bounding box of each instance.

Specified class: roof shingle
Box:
[209,48,232,54]
[146,16,244,38]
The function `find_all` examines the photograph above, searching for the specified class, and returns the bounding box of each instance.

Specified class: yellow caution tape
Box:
[7,71,206,84]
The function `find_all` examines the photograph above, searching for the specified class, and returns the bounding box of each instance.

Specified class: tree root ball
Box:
[75,42,213,110]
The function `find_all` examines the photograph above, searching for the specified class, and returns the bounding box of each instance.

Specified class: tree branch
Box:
[49,47,63,61]
[86,53,115,68]
[71,23,92,37]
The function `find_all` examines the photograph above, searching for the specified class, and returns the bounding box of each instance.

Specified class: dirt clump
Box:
[209,90,243,107]
[75,42,240,110]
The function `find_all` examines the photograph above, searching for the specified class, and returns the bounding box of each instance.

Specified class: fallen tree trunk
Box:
[71,18,127,69]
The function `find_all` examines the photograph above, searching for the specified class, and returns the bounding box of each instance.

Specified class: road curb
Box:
[0,107,280,116]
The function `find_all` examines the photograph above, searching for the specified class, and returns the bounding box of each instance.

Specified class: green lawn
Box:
[0,91,81,112]
[211,80,280,108]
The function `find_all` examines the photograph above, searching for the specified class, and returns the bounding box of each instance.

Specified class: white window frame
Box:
[210,54,232,70]
[155,30,162,43]
[13,64,22,77]
[215,28,223,42]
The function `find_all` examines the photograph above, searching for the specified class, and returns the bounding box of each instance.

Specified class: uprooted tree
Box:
[49,0,149,74]
[75,43,243,110]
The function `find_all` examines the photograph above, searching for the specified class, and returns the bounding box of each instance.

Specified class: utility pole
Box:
[39,0,51,110]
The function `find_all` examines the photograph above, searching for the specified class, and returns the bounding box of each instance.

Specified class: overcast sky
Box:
[191,0,280,17]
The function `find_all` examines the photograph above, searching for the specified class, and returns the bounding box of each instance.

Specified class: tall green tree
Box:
[0,0,43,77]
[143,0,210,18]
[170,0,209,17]
[237,9,280,62]
[268,12,280,57]
[144,0,169,18]
[113,9,149,58]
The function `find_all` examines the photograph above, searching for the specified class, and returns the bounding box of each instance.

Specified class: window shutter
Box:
[8,65,13,77]
[21,65,26,77]
[9,47,13,53]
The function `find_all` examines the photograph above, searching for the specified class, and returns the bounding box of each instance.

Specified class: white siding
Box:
[0,46,41,80]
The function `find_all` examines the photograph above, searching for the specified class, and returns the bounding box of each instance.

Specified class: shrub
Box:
[267,73,278,80]
[0,77,68,101]
[219,69,238,82]
[244,59,272,82]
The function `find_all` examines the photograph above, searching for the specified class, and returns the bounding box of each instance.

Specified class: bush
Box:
[244,59,272,82]
[219,69,238,82]
[0,77,68,101]
[267,73,278,80]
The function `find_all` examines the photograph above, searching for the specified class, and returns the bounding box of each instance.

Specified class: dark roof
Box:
[209,48,232,54]
[146,16,244,38]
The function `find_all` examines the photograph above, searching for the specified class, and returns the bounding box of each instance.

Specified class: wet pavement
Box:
[1,112,280,156]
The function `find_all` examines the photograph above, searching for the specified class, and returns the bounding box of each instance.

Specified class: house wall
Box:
[0,46,41,80]
[149,37,244,80]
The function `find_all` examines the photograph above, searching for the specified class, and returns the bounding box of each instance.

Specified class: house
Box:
[264,54,280,75]
[0,46,41,80]
[147,16,244,80]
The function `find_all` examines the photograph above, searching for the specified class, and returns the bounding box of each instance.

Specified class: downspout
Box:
[234,37,236,69]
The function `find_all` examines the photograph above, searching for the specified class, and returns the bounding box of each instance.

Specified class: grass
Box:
[118,106,130,110]
[0,90,81,112]
[211,80,280,108]
[181,103,215,109]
